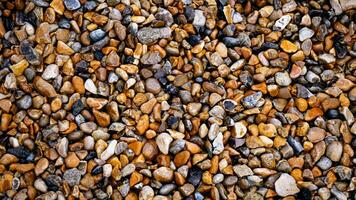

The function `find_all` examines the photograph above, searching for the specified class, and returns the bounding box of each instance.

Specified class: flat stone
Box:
[137,27,172,44]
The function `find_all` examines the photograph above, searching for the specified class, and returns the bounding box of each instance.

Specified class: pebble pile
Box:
[0,0,355,199]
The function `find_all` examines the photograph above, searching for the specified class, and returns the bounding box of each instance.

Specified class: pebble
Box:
[153,167,174,182]
[192,10,206,27]
[137,27,172,44]
[156,133,173,155]
[274,173,300,197]
[326,141,343,162]
[145,78,162,94]
[299,27,315,41]
[42,64,59,80]
[64,0,81,11]
[63,168,81,186]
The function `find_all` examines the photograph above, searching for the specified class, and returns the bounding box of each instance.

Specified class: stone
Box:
[233,165,253,177]
[85,79,97,94]
[274,15,292,31]
[64,152,80,168]
[10,60,29,76]
[299,27,314,41]
[307,127,326,143]
[275,71,292,86]
[63,168,81,186]
[193,10,206,27]
[122,163,136,177]
[16,95,32,110]
[57,41,74,55]
[64,0,81,11]
[232,122,247,138]
[326,141,343,162]
[141,51,162,65]
[34,76,57,97]
[179,184,195,196]
[156,133,173,155]
[280,40,298,53]
[42,64,59,80]
[100,140,117,160]
[137,27,172,44]
[90,29,106,42]
[145,78,162,94]
[275,173,300,197]
[153,167,174,182]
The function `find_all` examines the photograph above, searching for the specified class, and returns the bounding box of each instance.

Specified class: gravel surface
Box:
[0,0,355,199]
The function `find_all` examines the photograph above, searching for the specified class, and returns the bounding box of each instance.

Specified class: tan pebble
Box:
[64,152,80,168]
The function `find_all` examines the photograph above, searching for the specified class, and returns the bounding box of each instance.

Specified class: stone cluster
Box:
[0,0,355,199]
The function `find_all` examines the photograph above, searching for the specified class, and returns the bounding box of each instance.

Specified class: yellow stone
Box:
[57,41,74,55]
[50,0,65,15]
[280,40,298,53]
[10,60,29,76]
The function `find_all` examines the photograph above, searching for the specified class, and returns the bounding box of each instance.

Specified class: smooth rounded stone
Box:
[275,71,292,86]
[274,173,300,197]
[121,163,135,177]
[140,186,155,200]
[159,184,177,195]
[223,176,238,186]
[64,0,81,10]
[307,127,326,143]
[145,78,162,94]
[326,141,343,162]
[42,64,59,80]
[84,79,97,94]
[169,139,185,154]
[274,15,292,31]
[155,8,174,26]
[213,174,224,184]
[100,140,117,160]
[33,76,57,97]
[156,133,173,155]
[34,178,48,193]
[16,95,32,110]
[63,168,81,186]
[83,136,95,150]
[153,167,174,182]
[299,27,314,41]
[90,29,106,42]
[316,156,332,170]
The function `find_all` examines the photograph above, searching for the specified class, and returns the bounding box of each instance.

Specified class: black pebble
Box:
[72,99,84,116]
[187,167,202,187]
[296,188,312,200]
[326,109,339,119]
[91,165,103,175]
